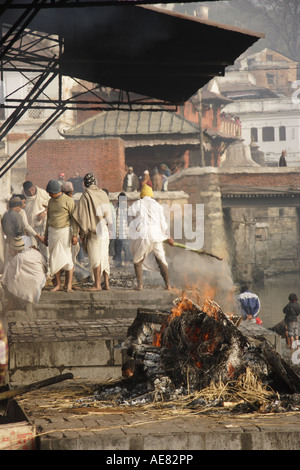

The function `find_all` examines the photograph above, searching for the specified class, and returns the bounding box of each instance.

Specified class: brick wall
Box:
[26,137,126,192]
[219,170,300,190]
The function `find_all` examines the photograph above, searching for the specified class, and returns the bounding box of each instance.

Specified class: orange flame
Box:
[151,282,226,349]
[228,362,235,379]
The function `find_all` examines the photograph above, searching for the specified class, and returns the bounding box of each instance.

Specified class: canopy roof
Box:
[59,106,200,146]
[1,3,264,104]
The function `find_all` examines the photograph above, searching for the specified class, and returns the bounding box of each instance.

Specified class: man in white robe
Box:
[2,236,47,306]
[128,184,173,290]
[23,180,50,262]
[72,173,112,291]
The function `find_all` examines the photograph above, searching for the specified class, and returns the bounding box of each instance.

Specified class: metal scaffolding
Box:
[0,0,262,177]
[0,0,178,177]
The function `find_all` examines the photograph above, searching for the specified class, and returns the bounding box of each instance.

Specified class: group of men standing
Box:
[1,172,173,306]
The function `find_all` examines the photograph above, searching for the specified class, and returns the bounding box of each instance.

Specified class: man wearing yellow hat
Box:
[128,186,173,290]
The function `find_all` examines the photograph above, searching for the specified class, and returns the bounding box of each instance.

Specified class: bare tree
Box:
[189,0,300,62]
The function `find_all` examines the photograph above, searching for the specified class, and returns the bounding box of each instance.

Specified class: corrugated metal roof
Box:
[60,108,200,141]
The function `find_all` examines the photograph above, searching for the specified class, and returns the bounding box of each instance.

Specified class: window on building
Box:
[266,54,273,61]
[267,73,274,85]
[279,126,286,141]
[251,127,258,142]
[262,126,275,142]
[266,73,274,85]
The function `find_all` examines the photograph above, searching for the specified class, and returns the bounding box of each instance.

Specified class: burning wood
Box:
[125,295,300,398]
[127,297,249,392]
[91,294,300,414]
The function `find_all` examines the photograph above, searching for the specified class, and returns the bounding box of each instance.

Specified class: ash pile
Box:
[94,297,300,413]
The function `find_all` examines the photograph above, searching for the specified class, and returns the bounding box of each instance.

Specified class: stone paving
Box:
[16,379,300,450]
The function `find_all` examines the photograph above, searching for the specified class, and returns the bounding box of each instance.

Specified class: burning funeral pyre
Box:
[93,295,300,414]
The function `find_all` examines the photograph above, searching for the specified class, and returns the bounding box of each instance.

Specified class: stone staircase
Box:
[1,265,281,388]
[1,269,176,386]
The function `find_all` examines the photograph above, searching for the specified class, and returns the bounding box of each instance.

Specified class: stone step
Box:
[27,287,176,321]
[7,319,133,387]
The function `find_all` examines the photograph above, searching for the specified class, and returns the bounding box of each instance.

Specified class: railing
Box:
[219,113,241,137]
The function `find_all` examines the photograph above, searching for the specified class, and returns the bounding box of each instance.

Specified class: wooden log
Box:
[127,308,170,339]
[0,373,74,402]
[261,340,300,393]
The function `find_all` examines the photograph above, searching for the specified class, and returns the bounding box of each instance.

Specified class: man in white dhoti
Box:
[2,236,47,306]
[72,173,113,291]
[128,184,174,290]
[44,180,78,292]
[23,180,50,262]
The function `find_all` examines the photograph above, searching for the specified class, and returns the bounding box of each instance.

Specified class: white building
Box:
[209,73,300,167]
[222,97,300,166]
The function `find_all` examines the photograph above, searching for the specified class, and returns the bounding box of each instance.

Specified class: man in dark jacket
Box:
[1,196,25,243]
[122,167,139,192]
[283,293,300,349]
[279,150,287,167]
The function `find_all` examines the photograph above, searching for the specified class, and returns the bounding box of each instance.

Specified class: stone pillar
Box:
[220,140,260,169]
[224,207,257,284]
[168,167,229,261]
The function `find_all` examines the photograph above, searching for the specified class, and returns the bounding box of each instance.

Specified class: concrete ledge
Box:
[8,319,133,386]
[29,288,175,320]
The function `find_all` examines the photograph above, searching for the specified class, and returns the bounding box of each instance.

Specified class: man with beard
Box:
[22,180,50,262]
[73,173,113,291]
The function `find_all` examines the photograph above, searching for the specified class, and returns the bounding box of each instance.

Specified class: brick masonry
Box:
[219,170,300,189]
[26,137,126,192]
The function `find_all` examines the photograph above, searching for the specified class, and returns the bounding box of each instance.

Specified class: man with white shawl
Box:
[72,173,113,291]
[128,184,173,290]
[23,180,50,262]
[44,180,78,292]
[2,236,47,307]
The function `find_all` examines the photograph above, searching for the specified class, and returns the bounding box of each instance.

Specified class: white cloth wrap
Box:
[128,196,169,272]
[48,226,73,276]
[87,222,110,275]
[2,248,47,304]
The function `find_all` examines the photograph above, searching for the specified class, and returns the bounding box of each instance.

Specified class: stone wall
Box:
[168,167,300,285]
[168,167,229,261]
[226,206,300,283]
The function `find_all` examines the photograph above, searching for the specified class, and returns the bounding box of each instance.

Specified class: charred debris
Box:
[87,296,300,415]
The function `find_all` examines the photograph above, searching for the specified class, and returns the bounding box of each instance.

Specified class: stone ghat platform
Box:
[4,284,176,386]
[2,290,298,450]
[15,378,300,451]
[4,287,281,387]
[27,287,175,321]
[2,278,282,386]
[7,318,133,386]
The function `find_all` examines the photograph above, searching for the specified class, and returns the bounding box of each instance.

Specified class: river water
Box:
[253,272,300,329]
